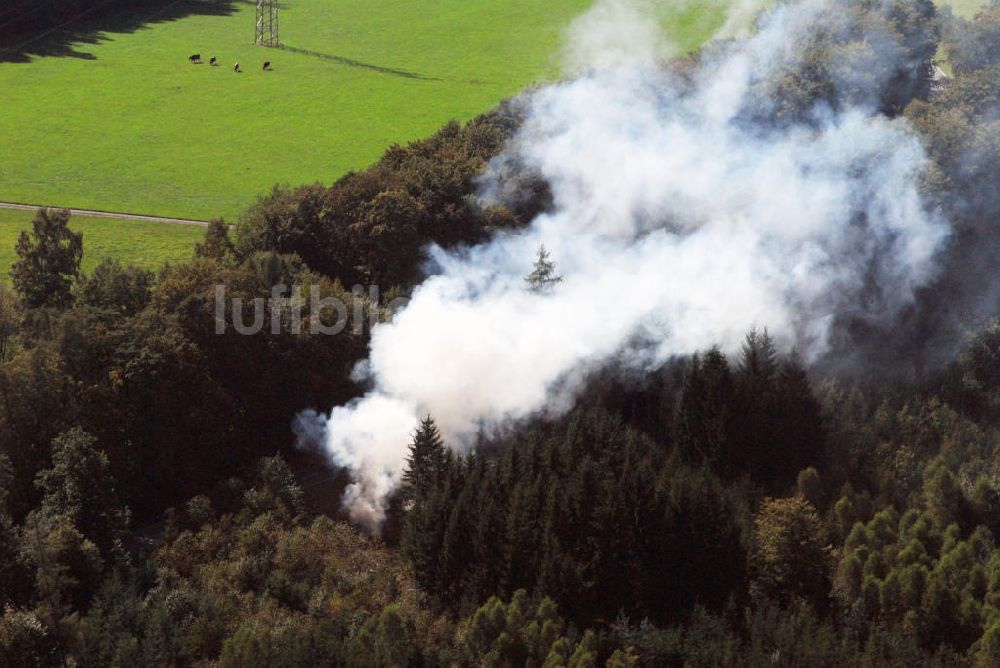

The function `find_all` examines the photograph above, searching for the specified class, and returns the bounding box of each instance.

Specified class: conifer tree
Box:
[401,419,451,595]
[401,416,446,500]
[731,329,786,486]
[470,467,506,602]
[737,328,778,391]
[438,481,476,602]
[701,347,735,458]
[676,348,735,470]
[402,481,449,594]
[525,245,563,293]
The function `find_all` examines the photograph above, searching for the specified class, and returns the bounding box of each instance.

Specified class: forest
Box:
[6,0,1000,665]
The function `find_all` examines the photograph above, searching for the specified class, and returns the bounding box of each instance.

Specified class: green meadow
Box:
[0,0,977,276]
[0,209,203,280]
[0,0,732,223]
[945,0,988,17]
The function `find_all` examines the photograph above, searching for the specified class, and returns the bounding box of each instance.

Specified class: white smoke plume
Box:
[563,0,681,71]
[297,0,950,530]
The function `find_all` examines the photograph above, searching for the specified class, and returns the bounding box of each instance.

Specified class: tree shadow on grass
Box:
[0,0,239,64]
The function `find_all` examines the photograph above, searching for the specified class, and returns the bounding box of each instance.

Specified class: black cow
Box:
[188,53,201,63]
[234,62,241,72]
[209,56,217,66]
[263,61,271,71]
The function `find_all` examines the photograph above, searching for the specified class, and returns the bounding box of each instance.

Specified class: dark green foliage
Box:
[73,257,153,317]
[672,334,824,492]
[2,2,1000,664]
[404,408,748,625]
[0,284,21,363]
[232,109,526,287]
[18,510,104,625]
[798,467,824,508]
[243,455,305,518]
[1,244,369,521]
[751,496,830,608]
[194,219,235,263]
[0,607,57,668]
[0,453,30,609]
[11,208,82,309]
[0,345,78,522]
[949,319,1000,421]
[673,348,733,466]
[34,428,128,559]
[459,590,593,666]
[70,462,408,667]
[401,416,447,500]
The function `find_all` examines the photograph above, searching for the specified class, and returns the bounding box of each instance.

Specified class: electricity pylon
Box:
[255,0,279,47]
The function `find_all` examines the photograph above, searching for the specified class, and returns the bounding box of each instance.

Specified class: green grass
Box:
[942,0,987,18]
[0,209,203,281]
[0,0,730,222]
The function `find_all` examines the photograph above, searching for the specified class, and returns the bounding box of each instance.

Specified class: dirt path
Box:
[0,201,210,227]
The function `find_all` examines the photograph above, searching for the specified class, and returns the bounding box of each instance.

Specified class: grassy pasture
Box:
[0,0,732,222]
[0,0,976,276]
[0,209,203,280]
[944,0,988,17]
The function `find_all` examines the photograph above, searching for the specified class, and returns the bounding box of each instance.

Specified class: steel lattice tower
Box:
[255,0,279,47]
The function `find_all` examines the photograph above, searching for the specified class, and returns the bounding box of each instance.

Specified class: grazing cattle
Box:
[234,62,240,72]
[188,53,201,63]
[209,56,217,66]
[263,61,271,71]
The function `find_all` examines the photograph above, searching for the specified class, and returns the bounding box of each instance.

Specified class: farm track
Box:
[0,201,210,227]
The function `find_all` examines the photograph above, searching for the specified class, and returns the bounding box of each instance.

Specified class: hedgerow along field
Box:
[0,0,734,223]
[0,209,204,281]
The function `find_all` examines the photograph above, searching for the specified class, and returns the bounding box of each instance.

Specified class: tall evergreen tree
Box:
[737,328,778,392]
[401,420,452,597]
[401,416,447,501]
[438,471,476,603]
[701,347,735,457]
[674,353,706,461]
[773,353,825,483]
[402,466,452,596]
[731,329,784,486]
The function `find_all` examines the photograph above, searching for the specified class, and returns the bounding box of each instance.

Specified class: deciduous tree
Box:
[11,208,82,309]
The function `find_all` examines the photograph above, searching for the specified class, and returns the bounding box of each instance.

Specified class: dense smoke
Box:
[298,0,949,530]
